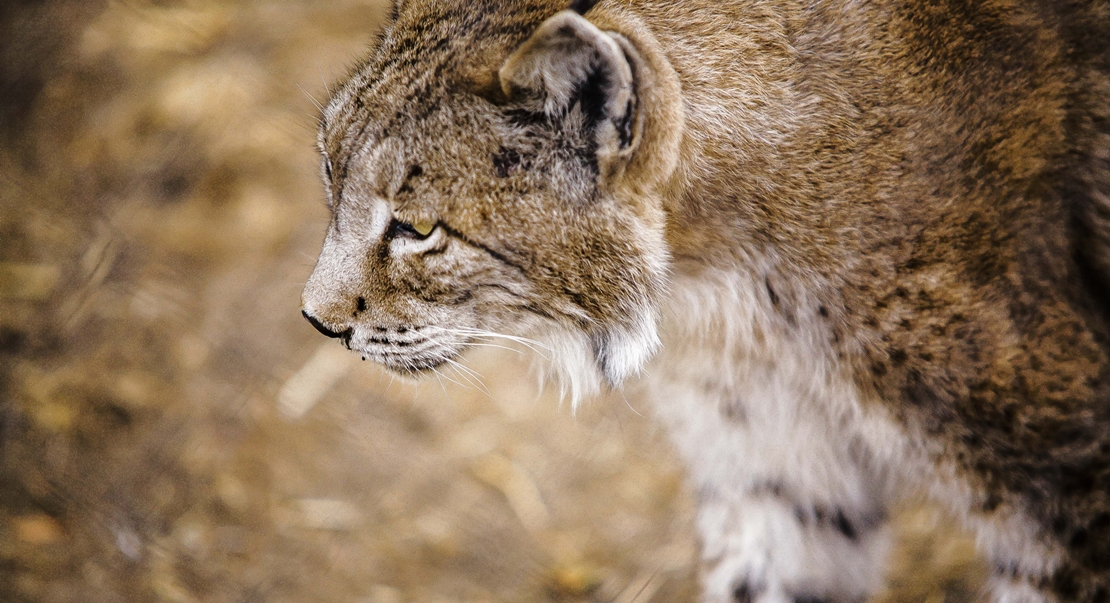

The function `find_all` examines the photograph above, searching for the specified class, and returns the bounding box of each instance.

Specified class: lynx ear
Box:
[500,11,638,156]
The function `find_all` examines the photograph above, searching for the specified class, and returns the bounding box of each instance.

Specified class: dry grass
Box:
[0,2,985,602]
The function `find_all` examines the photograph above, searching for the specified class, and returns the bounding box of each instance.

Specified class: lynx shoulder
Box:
[302,1,1110,601]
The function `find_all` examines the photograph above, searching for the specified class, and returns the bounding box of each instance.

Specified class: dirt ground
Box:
[0,2,988,602]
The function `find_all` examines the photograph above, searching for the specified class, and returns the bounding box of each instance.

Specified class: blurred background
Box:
[0,1,987,602]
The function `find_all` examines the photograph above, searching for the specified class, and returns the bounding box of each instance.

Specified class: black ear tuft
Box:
[569,0,600,15]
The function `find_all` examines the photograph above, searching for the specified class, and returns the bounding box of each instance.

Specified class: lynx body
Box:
[301,1,1110,601]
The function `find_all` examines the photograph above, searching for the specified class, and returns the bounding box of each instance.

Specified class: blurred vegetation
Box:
[0,2,984,602]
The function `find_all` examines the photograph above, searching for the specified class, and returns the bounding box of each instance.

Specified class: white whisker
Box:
[429,325,551,350]
[430,368,455,403]
[620,390,645,418]
[460,330,551,352]
[297,82,325,112]
[445,359,492,398]
[428,326,551,358]
[449,340,526,355]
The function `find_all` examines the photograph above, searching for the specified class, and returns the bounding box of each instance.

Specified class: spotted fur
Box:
[302,1,1110,601]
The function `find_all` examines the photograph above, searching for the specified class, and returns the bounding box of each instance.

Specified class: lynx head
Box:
[301,0,682,401]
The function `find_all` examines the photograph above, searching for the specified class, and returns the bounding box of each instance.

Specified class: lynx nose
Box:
[301,310,348,339]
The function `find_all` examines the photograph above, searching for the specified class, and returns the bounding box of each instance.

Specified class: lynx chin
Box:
[301,0,1110,601]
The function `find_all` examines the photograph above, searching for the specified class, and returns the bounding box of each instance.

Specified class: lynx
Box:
[300,0,1110,601]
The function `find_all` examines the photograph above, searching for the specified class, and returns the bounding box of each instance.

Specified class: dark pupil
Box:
[392,219,429,239]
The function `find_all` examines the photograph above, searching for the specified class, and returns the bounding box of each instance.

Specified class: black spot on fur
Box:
[93,398,134,429]
[398,164,423,194]
[720,399,747,424]
[903,369,931,406]
[833,509,857,540]
[505,107,549,128]
[1054,572,1081,601]
[0,328,26,354]
[982,493,1002,512]
[794,506,810,525]
[766,279,780,306]
[901,256,926,271]
[493,147,522,178]
[1070,528,1089,547]
[733,583,754,603]
[356,297,366,314]
[443,290,474,306]
[889,349,908,364]
[818,305,829,318]
[158,173,191,203]
[569,0,599,14]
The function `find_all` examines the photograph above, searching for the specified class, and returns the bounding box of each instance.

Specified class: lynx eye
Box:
[392,218,436,239]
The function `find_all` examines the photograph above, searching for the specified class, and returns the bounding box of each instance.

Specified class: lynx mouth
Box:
[374,354,452,376]
[347,336,464,377]
[339,323,539,379]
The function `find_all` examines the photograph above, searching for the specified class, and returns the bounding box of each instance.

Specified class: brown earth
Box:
[0,2,986,602]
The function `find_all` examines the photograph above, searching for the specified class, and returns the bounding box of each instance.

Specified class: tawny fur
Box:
[301,1,1110,601]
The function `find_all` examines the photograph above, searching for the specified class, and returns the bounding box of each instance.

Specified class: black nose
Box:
[302,310,346,339]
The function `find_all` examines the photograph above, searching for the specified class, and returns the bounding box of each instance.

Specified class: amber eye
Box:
[392,218,436,239]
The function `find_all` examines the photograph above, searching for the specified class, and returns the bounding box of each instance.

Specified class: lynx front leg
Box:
[644,344,893,603]
[697,482,890,603]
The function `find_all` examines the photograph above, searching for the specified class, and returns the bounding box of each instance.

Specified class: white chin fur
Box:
[595,309,662,386]
[531,308,661,411]
[533,327,604,410]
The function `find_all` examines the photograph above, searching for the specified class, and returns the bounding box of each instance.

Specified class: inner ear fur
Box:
[499,11,639,164]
